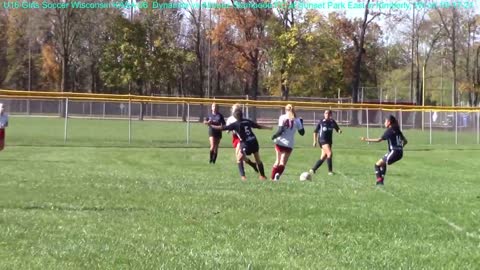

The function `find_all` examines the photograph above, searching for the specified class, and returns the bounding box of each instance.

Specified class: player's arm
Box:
[401,133,408,146]
[203,116,211,125]
[251,121,272,130]
[313,122,320,146]
[272,126,287,140]
[333,120,342,134]
[297,118,305,136]
[360,137,383,143]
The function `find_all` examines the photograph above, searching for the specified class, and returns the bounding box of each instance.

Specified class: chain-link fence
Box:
[1,97,479,145]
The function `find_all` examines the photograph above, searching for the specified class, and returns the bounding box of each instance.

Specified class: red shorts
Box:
[275,144,292,154]
[232,135,240,148]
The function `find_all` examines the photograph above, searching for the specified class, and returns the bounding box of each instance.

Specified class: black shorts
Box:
[240,140,259,156]
[209,129,222,139]
[382,150,403,165]
[319,141,332,148]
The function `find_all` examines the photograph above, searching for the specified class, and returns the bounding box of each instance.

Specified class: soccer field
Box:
[1,117,479,269]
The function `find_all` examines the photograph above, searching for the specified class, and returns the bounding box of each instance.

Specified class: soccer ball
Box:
[299,172,312,181]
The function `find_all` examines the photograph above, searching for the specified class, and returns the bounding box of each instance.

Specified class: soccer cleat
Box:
[328,172,334,176]
[259,176,267,181]
[376,177,384,186]
[241,176,247,181]
[309,169,314,175]
[273,173,280,181]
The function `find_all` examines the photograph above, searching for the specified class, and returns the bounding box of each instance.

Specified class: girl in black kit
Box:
[361,115,408,186]
[309,110,342,176]
[204,103,226,164]
[209,109,272,181]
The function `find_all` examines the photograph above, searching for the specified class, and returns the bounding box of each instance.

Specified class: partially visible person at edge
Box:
[270,104,305,181]
[309,110,342,176]
[0,103,9,151]
[361,114,408,186]
[226,104,258,173]
[209,109,272,181]
[203,103,225,164]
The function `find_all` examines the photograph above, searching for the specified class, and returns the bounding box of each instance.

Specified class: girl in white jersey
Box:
[270,104,305,181]
[0,103,8,151]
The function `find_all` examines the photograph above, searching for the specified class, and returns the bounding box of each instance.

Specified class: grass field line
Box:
[337,171,480,241]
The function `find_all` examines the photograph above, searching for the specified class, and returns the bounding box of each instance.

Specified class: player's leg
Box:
[209,136,215,163]
[375,157,386,185]
[236,143,247,180]
[0,129,5,151]
[252,151,266,180]
[323,144,334,175]
[237,142,258,172]
[382,150,403,180]
[271,145,281,180]
[311,145,327,174]
[212,135,221,164]
[276,150,291,179]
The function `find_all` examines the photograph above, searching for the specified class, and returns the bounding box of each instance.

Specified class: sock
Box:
[257,162,265,177]
[209,150,213,163]
[374,164,383,181]
[327,157,333,172]
[245,158,259,172]
[312,159,324,172]
[277,165,285,176]
[238,162,245,177]
[212,151,218,164]
[380,164,387,177]
[271,166,278,179]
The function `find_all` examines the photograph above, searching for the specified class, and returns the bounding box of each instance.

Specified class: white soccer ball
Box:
[299,172,312,181]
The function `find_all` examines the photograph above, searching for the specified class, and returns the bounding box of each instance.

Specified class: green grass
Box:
[1,117,480,269]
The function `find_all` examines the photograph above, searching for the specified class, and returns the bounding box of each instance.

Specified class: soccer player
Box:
[361,114,408,186]
[226,104,258,173]
[209,109,272,181]
[0,103,8,151]
[270,104,305,181]
[309,110,342,175]
[203,103,225,164]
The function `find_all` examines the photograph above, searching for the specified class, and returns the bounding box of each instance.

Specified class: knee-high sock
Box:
[277,165,285,176]
[271,166,278,179]
[374,164,382,180]
[238,162,245,177]
[380,164,387,177]
[327,157,333,172]
[212,151,218,164]
[209,150,214,163]
[257,162,266,177]
[312,159,324,172]
[245,158,258,172]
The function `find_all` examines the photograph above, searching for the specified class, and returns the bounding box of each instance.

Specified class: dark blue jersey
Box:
[314,119,340,144]
[207,112,225,135]
[223,119,260,142]
[381,127,406,151]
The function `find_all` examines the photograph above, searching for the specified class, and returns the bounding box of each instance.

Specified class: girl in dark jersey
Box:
[361,115,408,186]
[204,103,225,164]
[309,110,342,176]
[209,109,272,181]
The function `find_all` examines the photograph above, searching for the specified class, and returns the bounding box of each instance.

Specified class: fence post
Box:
[429,110,432,145]
[366,108,370,144]
[64,98,69,143]
[455,111,458,145]
[103,102,106,119]
[128,97,132,144]
[187,103,190,144]
[400,109,403,131]
[477,111,479,144]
